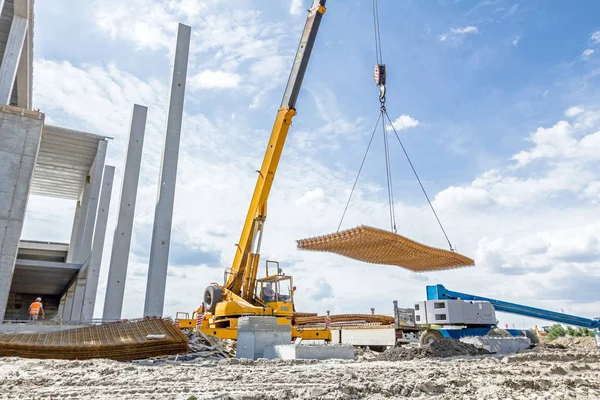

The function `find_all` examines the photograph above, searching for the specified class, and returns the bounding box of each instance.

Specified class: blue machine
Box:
[427,284,600,329]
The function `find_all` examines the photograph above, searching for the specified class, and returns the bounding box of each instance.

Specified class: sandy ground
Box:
[1,347,599,400]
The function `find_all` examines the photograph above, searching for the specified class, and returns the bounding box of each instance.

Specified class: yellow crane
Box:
[177,0,329,341]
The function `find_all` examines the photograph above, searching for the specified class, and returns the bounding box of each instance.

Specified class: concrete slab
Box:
[264,344,355,360]
[460,336,531,354]
[236,316,291,360]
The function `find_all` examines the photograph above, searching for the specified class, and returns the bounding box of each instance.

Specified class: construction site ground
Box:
[0,339,599,399]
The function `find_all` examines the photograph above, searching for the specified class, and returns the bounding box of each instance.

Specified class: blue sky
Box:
[21,0,600,328]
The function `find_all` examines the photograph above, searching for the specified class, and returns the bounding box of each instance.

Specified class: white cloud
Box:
[513,36,520,46]
[450,26,479,35]
[289,0,303,16]
[189,69,242,89]
[581,48,595,60]
[565,105,584,117]
[386,114,420,132]
[591,31,600,45]
[440,26,479,43]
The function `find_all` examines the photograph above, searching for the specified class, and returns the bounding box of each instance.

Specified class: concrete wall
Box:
[236,316,291,360]
[460,336,531,354]
[4,293,59,320]
[264,344,355,360]
[0,106,43,321]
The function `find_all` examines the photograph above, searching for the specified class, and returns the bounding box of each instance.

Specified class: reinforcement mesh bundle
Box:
[0,318,189,361]
[295,314,395,326]
[297,225,474,272]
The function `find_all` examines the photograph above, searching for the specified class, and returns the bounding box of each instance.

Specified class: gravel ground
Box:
[1,347,599,399]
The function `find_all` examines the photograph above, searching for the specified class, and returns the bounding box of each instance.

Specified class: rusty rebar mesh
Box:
[293,312,318,318]
[297,225,474,272]
[295,314,394,326]
[0,318,189,361]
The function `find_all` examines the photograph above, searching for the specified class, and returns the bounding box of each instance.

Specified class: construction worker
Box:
[29,297,45,321]
[263,283,276,302]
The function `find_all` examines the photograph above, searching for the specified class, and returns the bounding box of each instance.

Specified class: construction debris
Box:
[134,331,234,365]
[295,313,394,327]
[376,338,490,361]
[0,318,188,361]
[297,225,474,272]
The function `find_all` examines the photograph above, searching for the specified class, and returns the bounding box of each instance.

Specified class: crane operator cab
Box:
[256,261,295,317]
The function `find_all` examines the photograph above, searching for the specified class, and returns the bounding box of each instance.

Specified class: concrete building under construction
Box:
[0,0,189,324]
[0,0,114,322]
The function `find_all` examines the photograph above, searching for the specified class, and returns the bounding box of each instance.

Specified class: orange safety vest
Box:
[30,301,42,315]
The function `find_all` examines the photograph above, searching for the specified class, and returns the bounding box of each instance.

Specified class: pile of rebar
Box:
[0,318,189,361]
[295,313,394,326]
[297,225,474,272]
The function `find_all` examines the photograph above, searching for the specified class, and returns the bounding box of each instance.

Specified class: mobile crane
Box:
[178,0,329,341]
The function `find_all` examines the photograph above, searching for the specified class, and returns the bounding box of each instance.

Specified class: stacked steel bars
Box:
[297,225,474,272]
[0,318,189,361]
[295,314,395,326]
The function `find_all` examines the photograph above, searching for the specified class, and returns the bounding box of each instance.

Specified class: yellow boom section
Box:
[225,106,296,292]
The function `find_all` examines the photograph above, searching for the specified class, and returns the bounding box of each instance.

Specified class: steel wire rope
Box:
[337,112,382,232]
[383,108,455,251]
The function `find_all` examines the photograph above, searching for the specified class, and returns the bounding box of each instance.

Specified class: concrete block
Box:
[264,344,355,360]
[236,316,291,360]
[460,336,531,354]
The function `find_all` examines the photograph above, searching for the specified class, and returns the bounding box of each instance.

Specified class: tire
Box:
[523,329,540,345]
[420,329,444,345]
[204,285,223,313]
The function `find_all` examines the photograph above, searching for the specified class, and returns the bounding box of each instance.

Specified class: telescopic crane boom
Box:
[193,1,328,340]
[224,0,326,298]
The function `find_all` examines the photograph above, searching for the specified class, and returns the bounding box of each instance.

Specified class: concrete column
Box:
[144,24,191,317]
[57,294,65,319]
[81,166,115,321]
[68,274,87,321]
[103,105,147,320]
[0,107,44,321]
[61,284,76,321]
[66,201,82,263]
[71,177,92,262]
[0,16,28,105]
[77,140,107,263]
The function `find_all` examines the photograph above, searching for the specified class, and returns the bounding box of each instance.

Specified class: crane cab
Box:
[256,273,295,318]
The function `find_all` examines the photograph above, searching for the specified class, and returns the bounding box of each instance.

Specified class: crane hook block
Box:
[374,64,386,86]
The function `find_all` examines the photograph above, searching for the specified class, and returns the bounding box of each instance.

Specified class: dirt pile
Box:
[552,336,597,350]
[377,338,490,361]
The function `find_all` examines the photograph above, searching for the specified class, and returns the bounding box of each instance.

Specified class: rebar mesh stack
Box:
[0,318,189,361]
[297,225,474,272]
[295,313,394,326]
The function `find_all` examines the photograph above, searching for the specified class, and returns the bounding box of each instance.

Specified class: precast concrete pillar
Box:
[81,166,115,321]
[144,24,191,317]
[75,140,107,263]
[0,15,27,104]
[102,105,147,320]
